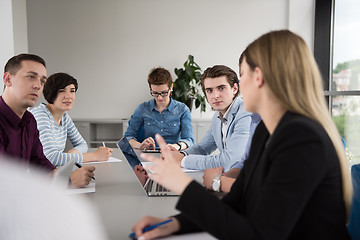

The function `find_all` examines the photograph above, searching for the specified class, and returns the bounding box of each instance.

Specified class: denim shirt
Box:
[124,98,194,147]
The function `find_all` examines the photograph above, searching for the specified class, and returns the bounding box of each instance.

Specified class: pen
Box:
[102,142,106,147]
[75,162,96,180]
[128,219,173,239]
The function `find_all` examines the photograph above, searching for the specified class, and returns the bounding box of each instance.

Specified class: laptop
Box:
[117,137,177,196]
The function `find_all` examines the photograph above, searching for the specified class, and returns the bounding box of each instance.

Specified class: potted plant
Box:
[173,55,206,112]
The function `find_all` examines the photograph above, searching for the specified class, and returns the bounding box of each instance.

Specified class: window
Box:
[315,0,360,165]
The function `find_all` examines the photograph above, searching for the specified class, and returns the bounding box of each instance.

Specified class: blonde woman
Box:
[131,30,352,240]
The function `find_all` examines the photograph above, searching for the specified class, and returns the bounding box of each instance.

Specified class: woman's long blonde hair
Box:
[239,30,352,217]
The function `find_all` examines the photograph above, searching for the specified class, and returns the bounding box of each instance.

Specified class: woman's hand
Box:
[140,137,156,149]
[141,134,192,195]
[167,143,179,151]
[132,216,180,240]
[94,146,113,161]
[83,147,113,163]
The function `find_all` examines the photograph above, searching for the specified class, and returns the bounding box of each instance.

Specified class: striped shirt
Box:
[31,103,88,166]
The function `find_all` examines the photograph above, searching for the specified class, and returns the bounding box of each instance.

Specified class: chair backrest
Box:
[341,136,346,148]
[348,163,360,240]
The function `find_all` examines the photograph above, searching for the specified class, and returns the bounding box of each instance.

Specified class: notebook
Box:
[117,137,177,196]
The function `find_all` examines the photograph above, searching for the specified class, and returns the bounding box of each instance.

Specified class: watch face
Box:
[212,180,220,191]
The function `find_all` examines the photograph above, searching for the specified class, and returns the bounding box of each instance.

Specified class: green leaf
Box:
[173,55,206,112]
[174,68,180,76]
[201,102,206,112]
[188,55,194,63]
[195,99,200,108]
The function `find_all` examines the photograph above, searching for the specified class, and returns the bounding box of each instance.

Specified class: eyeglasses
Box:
[150,88,171,97]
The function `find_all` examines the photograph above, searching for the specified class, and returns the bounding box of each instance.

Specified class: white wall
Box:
[26,0,315,120]
[0,0,15,95]
[12,0,28,54]
[0,0,28,95]
[288,0,315,51]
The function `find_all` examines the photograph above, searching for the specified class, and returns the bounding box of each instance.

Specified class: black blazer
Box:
[174,112,350,239]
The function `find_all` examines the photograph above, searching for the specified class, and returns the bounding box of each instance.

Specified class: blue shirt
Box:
[230,113,261,169]
[182,97,251,171]
[124,98,194,147]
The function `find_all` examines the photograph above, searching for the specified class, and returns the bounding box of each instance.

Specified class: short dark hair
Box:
[43,73,78,104]
[200,65,239,96]
[4,53,46,75]
[147,67,172,88]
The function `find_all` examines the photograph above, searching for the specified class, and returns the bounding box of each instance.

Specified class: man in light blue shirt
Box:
[228,113,261,169]
[170,65,251,171]
[203,113,261,193]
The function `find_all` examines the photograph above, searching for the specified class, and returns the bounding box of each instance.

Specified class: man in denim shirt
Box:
[170,65,251,171]
[125,67,194,151]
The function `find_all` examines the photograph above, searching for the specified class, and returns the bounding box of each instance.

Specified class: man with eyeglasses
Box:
[124,67,194,150]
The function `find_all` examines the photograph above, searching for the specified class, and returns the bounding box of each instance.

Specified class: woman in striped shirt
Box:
[31,72,113,167]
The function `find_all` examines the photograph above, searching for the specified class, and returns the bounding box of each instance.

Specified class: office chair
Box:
[341,136,346,148]
[348,163,360,240]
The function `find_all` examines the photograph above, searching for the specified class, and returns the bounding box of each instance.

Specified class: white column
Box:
[0,0,15,95]
[288,0,316,51]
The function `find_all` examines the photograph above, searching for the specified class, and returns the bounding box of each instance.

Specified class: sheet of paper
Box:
[162,232,216,240]
[85,157,122,164]
[141,162,201,173]
[66,182,95,194]
[107,157,122,163]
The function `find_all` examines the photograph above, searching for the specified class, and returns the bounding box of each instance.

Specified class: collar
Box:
[39,102,53,118]
[0,96,31,128]
[251,113,262,124]
[150,97,174,112]
[217,98,236,123]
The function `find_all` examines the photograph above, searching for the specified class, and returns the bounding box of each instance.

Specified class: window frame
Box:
[314,0,360,111]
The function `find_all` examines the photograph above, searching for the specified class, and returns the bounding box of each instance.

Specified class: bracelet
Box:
[176,142,182,150]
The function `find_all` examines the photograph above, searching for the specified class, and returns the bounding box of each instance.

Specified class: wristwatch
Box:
[212,174,222,192]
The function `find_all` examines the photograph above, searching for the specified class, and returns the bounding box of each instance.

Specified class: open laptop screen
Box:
[117,137,148,186]
[117,137,142,170]
[117,137,178,196]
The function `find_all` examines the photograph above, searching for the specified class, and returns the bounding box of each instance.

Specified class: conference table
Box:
[82,148,214,240]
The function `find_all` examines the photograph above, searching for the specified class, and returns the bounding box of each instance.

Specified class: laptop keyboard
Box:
[145,179,153,191]
[145,179,170,193]
[156,183,169,192]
